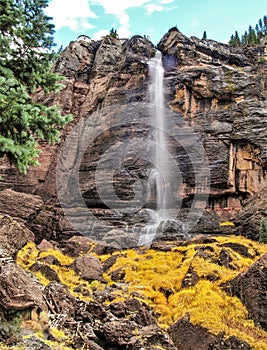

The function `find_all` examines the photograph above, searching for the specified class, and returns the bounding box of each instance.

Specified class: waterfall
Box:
[138,50,170,246]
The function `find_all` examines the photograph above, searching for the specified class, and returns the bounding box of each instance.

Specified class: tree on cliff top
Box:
[0,0,72,173]
[229,15,267,47]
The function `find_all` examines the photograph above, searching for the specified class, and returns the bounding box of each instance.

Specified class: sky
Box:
[45,0,267,49]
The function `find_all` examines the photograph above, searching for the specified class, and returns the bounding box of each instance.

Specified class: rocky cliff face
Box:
[0,28,266,242]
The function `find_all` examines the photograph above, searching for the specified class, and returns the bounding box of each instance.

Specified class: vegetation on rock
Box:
[16,235,267,349]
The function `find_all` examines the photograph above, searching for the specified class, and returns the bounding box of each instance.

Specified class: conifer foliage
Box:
[0,0,71,173]
[229,15,267,47]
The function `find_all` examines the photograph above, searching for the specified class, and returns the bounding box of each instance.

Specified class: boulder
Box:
[37,239,58,252]
[221,253,267,330]
[125,298,157,326]
[60,235,108,257]
[96,319,137,347]
[0,262,45,310]
[0,214,34,258]
[168,313,251,350]
[71,255,103,281]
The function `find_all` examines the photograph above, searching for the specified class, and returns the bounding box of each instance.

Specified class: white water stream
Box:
[138,51,170,246]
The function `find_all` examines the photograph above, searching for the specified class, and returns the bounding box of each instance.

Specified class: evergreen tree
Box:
[259,218,267,244]
[235,31,241,45]
[248,25,257,44]
[0,0,71,173]
[229,31,241,47]
[229,15,267,47]
[229,34,235,46]
[264,15,267,35]
[202,31,207,40]
[242,30,249,45]
[258,18,263,31]
[255,23,262,42]
[109,28,118,39]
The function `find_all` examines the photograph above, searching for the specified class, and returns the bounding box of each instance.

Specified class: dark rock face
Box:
[222,253,267,330]
[0,189,60,243]
[0,29,266,241]
[168,313,251,350]
[234,186,267,240]
[0,189,43,220]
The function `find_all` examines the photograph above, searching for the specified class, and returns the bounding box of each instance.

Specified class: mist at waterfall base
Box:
[138,51,186,246]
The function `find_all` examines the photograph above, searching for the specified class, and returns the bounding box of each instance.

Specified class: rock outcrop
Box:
[168,313,251,350]
[222,252,267,330]
[234,185,267,239]
[3,233,265,349]
[0,262,45,310]
[0,29,266,242]
[0,214,34,258]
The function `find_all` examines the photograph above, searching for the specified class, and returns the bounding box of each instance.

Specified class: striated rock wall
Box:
[0,29,266,241]
[159,28,267,226]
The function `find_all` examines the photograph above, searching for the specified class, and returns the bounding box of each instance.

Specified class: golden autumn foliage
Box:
[17,235,267,350]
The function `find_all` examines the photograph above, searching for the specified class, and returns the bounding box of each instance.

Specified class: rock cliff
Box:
[0,28,266,242]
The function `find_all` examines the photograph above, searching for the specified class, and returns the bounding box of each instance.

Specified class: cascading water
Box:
[138,50,171,246]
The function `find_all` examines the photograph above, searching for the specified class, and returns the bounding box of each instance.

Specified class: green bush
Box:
[0,309,22,346]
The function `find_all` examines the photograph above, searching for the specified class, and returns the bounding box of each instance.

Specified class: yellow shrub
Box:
[17,235,267,349]
[219,221,235,226]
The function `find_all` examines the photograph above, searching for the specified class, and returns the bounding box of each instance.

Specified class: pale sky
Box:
[45,0,267,48]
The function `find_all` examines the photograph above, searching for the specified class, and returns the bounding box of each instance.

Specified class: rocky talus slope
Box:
[0,229,267,349]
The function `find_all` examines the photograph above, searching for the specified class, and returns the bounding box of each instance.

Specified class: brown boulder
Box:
[97,320,176,350]
[0,262,45,310]
[221,253,267,330]
[60,235,108,257]
[71,255,103,281]
[129,324,176,350]
[61,236,92,257]
[0,214,34,257]
[125,298,157,327]
[76,300,107,321]
[30,262,60,283]
[97,319,137,347]
[102,254,124,272]
[37,239,58,252]
[219,242,254,258]
[168,313,251,350]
